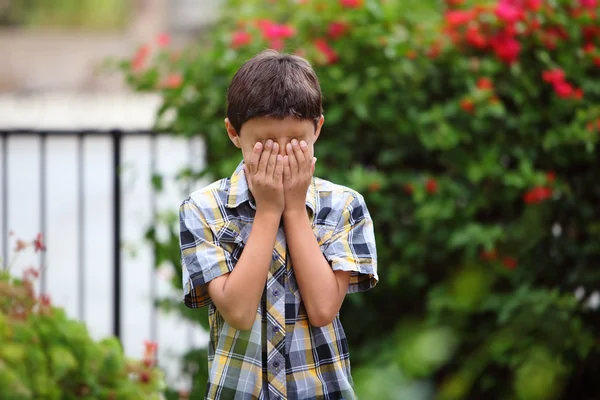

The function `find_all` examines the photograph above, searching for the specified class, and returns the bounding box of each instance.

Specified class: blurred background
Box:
[2,0,600,399]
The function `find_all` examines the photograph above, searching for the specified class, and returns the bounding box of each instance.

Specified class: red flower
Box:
[425,178,438,194]
[554,81,574,98]
[34,233,46,252]
[406,49,418,59]
[426,41,442,58]
[445,10,476,26]
[490,33,521,64]
[594,56,600,67]
[156,32,171,47]
[525,0,542,11]
[573,88,584,100]
[495,1,523,24]
[584,43,595,54]
[466,25,487,49]
[40,294,51,306]
[524,186,553,204]
[231,31,252,48]
[314,39,339,64]
[480,248,498,261]
[546,171,556,183]
[542,68,565,84]
[161,74,183,89]
[460,98,475,113]
[340,0,362,8]
[131,45,150,71]
[328,22,348,39]
[579,0,598,9]
[477,77,493,90]
[140,372,151,383]
[583,26,599,42]
[502,256,518,270]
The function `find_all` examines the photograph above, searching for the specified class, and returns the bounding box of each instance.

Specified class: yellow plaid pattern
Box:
[180,160,378,400]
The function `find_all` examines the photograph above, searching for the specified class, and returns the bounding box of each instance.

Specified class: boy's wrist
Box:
[282,207,309,222]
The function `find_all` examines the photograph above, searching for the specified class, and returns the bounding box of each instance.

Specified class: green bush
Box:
[0,235,166,399]
[117,0,600,398]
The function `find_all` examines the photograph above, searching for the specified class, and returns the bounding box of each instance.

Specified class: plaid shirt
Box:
[179,160,378,400]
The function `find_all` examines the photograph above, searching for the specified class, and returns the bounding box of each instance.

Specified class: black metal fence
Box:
[0,129,171,342]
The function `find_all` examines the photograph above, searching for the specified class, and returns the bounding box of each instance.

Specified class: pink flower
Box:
[14,239,27,252]
[131,45,150,71]
[161,74,183,89]
[231,31,252,48]
[328,22,349,39]
[340,0,362,8]
[579,0,598,9]
[314,39,339,64]
[156,32,171,47]
[490,33,521,64]
[269,38,285,51]
[495,1,523,23]
[262,23,295,40]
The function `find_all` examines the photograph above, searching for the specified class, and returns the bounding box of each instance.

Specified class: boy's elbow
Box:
[224,308,255,331]
[308,308,336,328]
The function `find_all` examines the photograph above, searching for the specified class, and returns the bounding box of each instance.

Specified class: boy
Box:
[179,50,378,400]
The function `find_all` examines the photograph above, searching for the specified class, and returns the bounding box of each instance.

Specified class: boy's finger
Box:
[293,139,306,169]
[258,140,273,174]
[283,155,291,180]
[266,142,279,178]
[311,157,317,176]
[300,141,311,170]
[286,143,298,174]
[249,142,263,173]
[274,154,284,183]
[243,165,253,190]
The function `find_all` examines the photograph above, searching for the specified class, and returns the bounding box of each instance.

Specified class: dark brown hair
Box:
[226,50,323,134]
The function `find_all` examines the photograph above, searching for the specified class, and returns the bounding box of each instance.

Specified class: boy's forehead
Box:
[241,117,313,141]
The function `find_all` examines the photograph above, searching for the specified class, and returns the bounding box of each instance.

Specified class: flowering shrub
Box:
[117,0,600,398]
[0,234,166,399]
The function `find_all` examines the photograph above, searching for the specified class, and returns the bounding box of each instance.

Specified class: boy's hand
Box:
[244,140,285,215]
[283,139,316,215]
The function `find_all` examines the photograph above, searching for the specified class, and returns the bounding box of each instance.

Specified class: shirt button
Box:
[272,326,279,333]
[272,254,278,261]
[273,361,280,368]
[273,289,280,297]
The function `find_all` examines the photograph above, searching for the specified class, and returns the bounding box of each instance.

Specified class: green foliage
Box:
[0,240,166,399]
[117,0,600,398]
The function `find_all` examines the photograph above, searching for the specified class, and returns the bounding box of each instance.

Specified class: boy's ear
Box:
[225,118,241,148]
[313,115,325,142]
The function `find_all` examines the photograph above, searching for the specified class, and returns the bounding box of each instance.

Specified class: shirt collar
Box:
[226,160,317,213]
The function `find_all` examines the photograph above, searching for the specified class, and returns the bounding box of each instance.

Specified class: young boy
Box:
[179,50,378,400]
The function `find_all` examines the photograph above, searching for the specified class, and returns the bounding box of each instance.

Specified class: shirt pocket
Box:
[215,218,251,262]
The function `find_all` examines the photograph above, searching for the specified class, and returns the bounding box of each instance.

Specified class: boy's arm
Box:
[182,141,285,331]
[207,209,280,330]
[283,209,351,327]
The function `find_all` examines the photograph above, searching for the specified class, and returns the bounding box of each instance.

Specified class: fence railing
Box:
[0,129,187,344]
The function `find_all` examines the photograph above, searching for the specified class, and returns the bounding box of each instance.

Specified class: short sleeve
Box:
[179,197,234,308]
[322,193,378,293]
